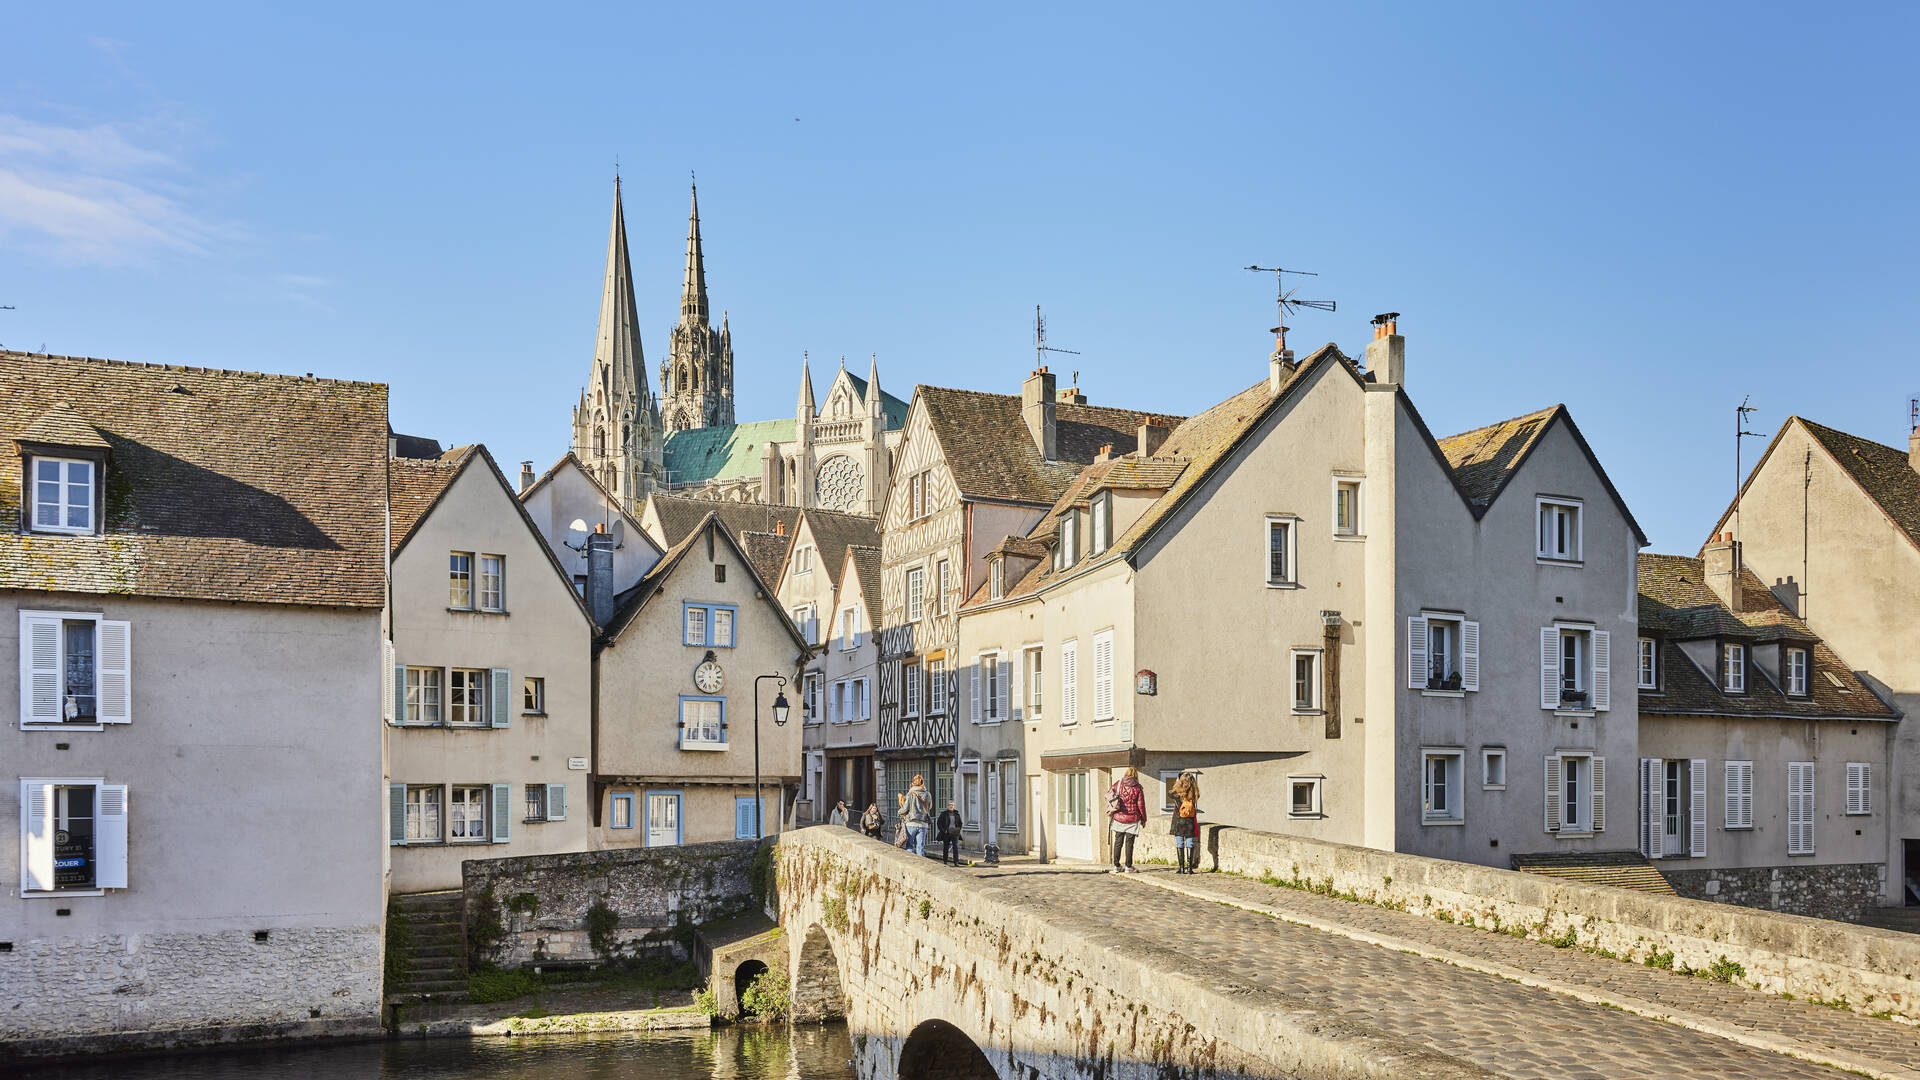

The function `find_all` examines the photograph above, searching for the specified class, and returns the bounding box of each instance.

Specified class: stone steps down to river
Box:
[388,890,470,1004]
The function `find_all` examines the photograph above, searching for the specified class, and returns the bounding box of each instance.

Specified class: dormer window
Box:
[989,556,1005,600]
[1054,514,1078,572]
[1090,492,1112,556]
[1721,643,1746,693]
[30,457,96,535]
[1785,647,1809,696]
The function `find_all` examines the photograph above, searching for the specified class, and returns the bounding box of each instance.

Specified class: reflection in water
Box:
[14,1024,857,1080]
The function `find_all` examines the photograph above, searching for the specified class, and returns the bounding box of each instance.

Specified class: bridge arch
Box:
[790,922,849,1021]
[898,1019,998,1080]
[733,959,769,1016]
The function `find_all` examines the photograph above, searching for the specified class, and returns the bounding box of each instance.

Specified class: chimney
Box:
[1364,312,1405,386]
[1268,351,1295,395]
[1137,421,1170,457]
[1702,531,1744,612]
[519,461,535,494]
[1771,575,1801,617]
[1058,386,1087,406]
[585,526,616,625]
[1022,366,1057,461]
[1096,443,1115,462]
[1910,427,1919,475]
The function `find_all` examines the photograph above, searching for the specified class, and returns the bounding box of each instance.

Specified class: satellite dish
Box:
[610,519,626,549]
[566,519,589,550]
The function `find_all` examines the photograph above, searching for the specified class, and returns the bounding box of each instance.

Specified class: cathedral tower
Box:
[572,176,663,512]
[659,183,736,435]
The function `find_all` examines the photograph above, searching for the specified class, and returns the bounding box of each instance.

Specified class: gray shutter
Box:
[382,641,397,724]
[95,784,129,888]
[971,661,982,724]
[1544,756,1561,832]
[1591,757,1605,832]
[1460,621,1480,693]
[1591,630,1611,711]
[391,659,407,727]
[1407,617,1428,690]
[491,783,512,842]
[97,621,132,724]
[20,612,61,724]
[547,783,567,821]
[1540,628,1560,709]
[490,668,511,728]
[1689,759,1707,856]
[1638,758,1657,858]
[390,783,407,845]
[997,658,1012,722]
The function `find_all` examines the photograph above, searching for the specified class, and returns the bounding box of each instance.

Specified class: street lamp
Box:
[753,674,790,839]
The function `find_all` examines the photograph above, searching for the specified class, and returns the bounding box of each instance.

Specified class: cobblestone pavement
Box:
[970,863,1907,1080]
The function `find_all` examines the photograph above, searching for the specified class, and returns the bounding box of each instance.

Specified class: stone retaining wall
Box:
[462,839,767,968]
[1136,822,1920,1024]
[1659,861,1885,921]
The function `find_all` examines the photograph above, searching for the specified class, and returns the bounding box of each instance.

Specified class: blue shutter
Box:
[547,783,567,821]
[735,797,754,839]
[490,668,511,728]
[389,784,407,845]
[491,783,511,842]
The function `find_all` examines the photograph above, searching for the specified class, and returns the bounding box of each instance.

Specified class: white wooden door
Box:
[1029,777,1047,861]
[1056,771,1094,862]
[647,793,680,847]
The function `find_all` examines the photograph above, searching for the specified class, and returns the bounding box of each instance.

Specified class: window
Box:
[735,796,763,839]
[1545,753,1604,835]
[646,792,681,846]
[30,457,95,534]
[522,677,544,715]
[1846,762,1872,816]
[793,605,818,645]
[683,603,736,647]
[1786,648,1809,696]
[909,471,928,521]
[1289,776,1323,817]
[803,672,822,724]
[902,662,921,718]
[1536,498,1582,561]
[1060,639,1078,724]
[1055,771,1091,827]
[1024,646,1043,719]
[19,611,130,726]
[404,785,442,843]
[928,657,948,715]
[974,652,1007,722]
[1291,649,1321,712]
[680,697,725,748]
[1265,516,1294,585]
[610,793,634,829]
[20,779,128,893]
[714,563,727,583]
[1411,614,1477,692]
[1055,514,1078,572]
[1483,748,1506,789]
[1091,629,1115,722]
[405,667,443,725]
[1541,625,1609,711]
[449,786,490,842]
[1000,762,1020,828]
[448,669,487,726]
[794,545,813,574]
[1333,478,1362,537]
[936,559,952,615]
[1422,750,1464,823]
[1721,644,1746,693]
[989,557,1005,600]
[449,553,473,608]
[1787,761,1815,855]
[1638,638,1657,689]
[962,765,981,829]
[840,605,861,650]
[478,555,505,612]
[1091,492,1112,555]
[525,784,547,822]
[907,567,925,621]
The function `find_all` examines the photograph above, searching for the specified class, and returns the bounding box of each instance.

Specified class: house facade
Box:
[519,453,665,600]
[385,446,597,893]
[0,351,388,1051]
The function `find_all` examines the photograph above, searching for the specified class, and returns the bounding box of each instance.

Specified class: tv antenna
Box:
[1034,305,1080,370]
[1246,266,1334,359]
[1732,396,1763,539]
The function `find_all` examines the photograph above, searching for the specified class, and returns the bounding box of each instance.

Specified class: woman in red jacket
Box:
[1108,767,1147,873]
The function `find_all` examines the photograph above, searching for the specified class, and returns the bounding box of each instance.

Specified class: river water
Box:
[14,1025,859,1080]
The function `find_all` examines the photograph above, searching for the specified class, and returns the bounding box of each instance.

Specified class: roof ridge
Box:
[1797,415,1907,458]
[0,349,390,389]
[1438,403,1562,443]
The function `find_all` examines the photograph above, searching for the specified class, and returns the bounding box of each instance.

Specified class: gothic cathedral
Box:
[570,177,664,510]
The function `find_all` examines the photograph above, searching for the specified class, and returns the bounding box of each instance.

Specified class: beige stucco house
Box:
[385,445,598,893]
[518,452,665,600]
[773,508,881,822]
[0,351,389,1051]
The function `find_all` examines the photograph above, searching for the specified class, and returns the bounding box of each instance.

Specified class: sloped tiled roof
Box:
[919,386,1184,507]
[847,543,883,629]
[662,418,796,485]
[739,529,794,587]
[1510,852,1677,895]
[1436,406,1557,505]
[603,512,809,654]
[0,350,388,608]
[795,507,880,587]
[838,371,912,430]
[646,492,801,548]
[388,446,475,555]
[19,401,112,449]
[1638,553,1896,720]
[1798,418,1920,553]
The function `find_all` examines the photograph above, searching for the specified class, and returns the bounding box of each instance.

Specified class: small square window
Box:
[1333,479,1362,537]
[524,784,548,822]
[522,676,545,715]
[1289,777,1322,817]
[1290,649,1321,712]
[1536,499,1582,561]
[1482,749,1506,789]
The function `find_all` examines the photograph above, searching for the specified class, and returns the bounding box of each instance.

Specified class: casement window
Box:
[1787,761,1815,855]
[449,786,496,842]
[1536,498,1582,562]
[1846,762,1872,816]
[1721,644,1746,693]
[989,557,1005,600]
[937,559,952,616]
[524,783,568,823]
[907,567,926,621]
[1723,761,1754,829]
[29,457,96,534]
[1055,514,1078,572]
[610,793,634,830]
[1265,515,1296,586]
[735,796,763,839]
[1637,638,1657,690]
[972,651,1010,723]
[449,553,474,608]
[1544,752,1604,835]
[1482,748,1506,789]
[402,785,442,843]
[1638,758,1705,859]
[909,471,928,521]
[1000,760,1019,828]
[1291,649,1322,712]
[1786,648,1809,697]
[448,669,491,726]
[1090,492,1113,555]
[1091,629,1115,722]
[683,603,737,647]
[961,763,982,829]
[928,657,948,715]
[1409,614,1478,692]
[803,672,822,724]
[1024,646,1044,719]
[404,667,443,725]
[1055,771,1091,827]
[794,545,813,574]
[1332,477,1363,538]
[19,611,130,727]
[679,696,725,748]
[477,555,505,612]
[1059,639,1079,724]
[522,677,544,715]
[1422,750,1465,824]
[1540,625,1609,711]
[792,605,818,646]
[840,605,862,651]
[902,662,921,718]
[20,779,128,894]
[1289,776,1323,817]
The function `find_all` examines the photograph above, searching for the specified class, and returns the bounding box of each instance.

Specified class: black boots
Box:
[1176,846,1198,874]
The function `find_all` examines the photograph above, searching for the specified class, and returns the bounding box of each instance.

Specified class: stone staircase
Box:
[388,890,469,1002]
[1854,905,1920,935]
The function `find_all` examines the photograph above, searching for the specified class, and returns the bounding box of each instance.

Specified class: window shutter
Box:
[94,784,129,888]
[1787,762,1814,855]
[1406,617,1428,690]
[1540,628,1560,709]
[390,783,408,845]
[96,620,132,724]
[1638,759,1657,858]
[807,609,818,645]
[547,783,567,821]
[22,781,56,891]
[20,612,61,724]
[1544,756,1561,832]
[1011,655,1024,723]
[382,642,397,724]
[1724,761,1740,829]
[971,661,983,724]
[1094,633,1114,720]
[490,669,511,728]
[1847,762,1870,815]
[491,783,512,843]
[997,659,1012,722]
[1591,757,1605,832]
[392,662,408,726]
[1689,758,1707,857]
[1061,642,1078,723]
[1460,621,1480,693]
[1590,630,1611,711]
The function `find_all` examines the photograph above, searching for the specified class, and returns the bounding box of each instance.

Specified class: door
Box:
[1056,770,1094,861]
[1029,776,1048,861]
[1662,760,1686,856]
[1906,840,1920,906]
[647,793,681,847]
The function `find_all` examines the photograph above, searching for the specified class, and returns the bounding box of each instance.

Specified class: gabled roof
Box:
[519,451,659,557]
[833,369,911,430]
[846,544,883,630]
[739,529,794,587]
[18,401,111,450]
[0,350,388,608]
[1429,404,1649,545]
[1638,553,1895,721]
[918,385,1184,507]
[1714,417,1920,556]
[646,492,801,548]
[662,418,796,486]
[789,507,880,587]
[602,511,809,654]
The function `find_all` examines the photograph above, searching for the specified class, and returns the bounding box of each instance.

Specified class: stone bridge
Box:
[778,826,1920,1080]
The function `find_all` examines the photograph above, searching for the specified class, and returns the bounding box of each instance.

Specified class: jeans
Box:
[905,823,928,857]
[1175,836,1195,852]
[940,836,959,864]
[1111,831,1137,868]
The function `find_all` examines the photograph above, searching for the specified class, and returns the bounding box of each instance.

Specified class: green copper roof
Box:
[663,418,797,485]
[841,372,912,430]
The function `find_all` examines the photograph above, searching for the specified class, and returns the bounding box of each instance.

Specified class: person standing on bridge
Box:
[900,775,933,857]
[829,800,850,828]
[1108,767,1147,874]
[936,800,964,866]
[861,802,883,839]
[1170,771,1201,874]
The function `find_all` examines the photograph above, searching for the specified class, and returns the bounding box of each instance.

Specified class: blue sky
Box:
[3,3,1914,553]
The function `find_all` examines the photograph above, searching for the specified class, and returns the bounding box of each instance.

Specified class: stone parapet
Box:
[1660,861,1885,921]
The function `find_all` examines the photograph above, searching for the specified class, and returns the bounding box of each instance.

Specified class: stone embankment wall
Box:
[1136,822,1920,1024]
[463,838,768,968]
[1659,862,1884,921]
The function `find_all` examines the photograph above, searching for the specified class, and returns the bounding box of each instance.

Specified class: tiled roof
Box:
[1798,418,1920,553]
[388,447,474,555]
[848,543,883,629]
[1436,406,1557,505]
[390,431,444,460]
[662,417,796,485]
[739,530,794,587]
[0,350,388,608]
[1638,553,1896,720]
[795,507,880,587]
[646,492,801,548]
[603,511,809,654]
[919,386,1184,506]
[837,371,912,430]
[19,402,111,449]
[1510,852,1677,895]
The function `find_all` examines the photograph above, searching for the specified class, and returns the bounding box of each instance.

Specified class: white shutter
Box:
[971,660,983,724]
[1591,630,1611,712]
[1461,621,1480,693]
[547,783,567,821]
[22,781,56,891]
[1638,759,1657,858]
[20,612,61,725]
[382,641,397,724]
[1591,757,1605,832]
[1787,762,1814,855]
[95,620,131,724]
[859,679,870,721]
[390,783,408,846]
[1062,641,1078,723]
[490,668,511,728]
[1847,763,1871,815]
[807,608,818,645]
[1540,628,1560,709]
[1725,760,1754,830]
[1407,617,1428,690]
[1689,758,1707,857]
[491,783,512,843]
[1739,760,1755,830]
[1011,654,1024,723]
[1094,632,1114,720]
[1724,761,1740,829]
[997,659,1012,722]
[1544,756,1562,832]
[95,784,128,888]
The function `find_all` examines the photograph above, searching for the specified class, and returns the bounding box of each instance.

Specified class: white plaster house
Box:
[519,452,665,600]
[0,351,389,1052]
[385,445,599,893]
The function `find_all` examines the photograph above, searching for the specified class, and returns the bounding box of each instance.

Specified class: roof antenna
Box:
[1034,305,1080,372]
[1245,266,1335,362]
[1733,395,1762,540]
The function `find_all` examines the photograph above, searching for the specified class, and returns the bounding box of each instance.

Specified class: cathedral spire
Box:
[595,176,647,404]
[865,353,882,411]
[799,352,815,413]
[681,182,709,325]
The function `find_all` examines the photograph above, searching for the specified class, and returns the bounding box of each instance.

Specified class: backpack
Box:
[1106,783,1126,817]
